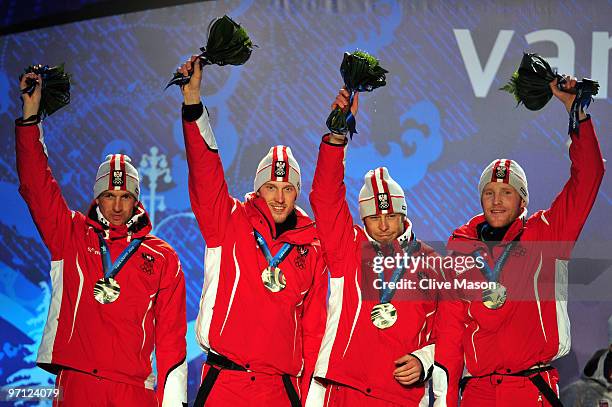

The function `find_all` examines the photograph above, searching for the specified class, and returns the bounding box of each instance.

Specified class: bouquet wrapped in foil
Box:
[501,53,599,134]
[166,15,254,88]
[326,51,388,138]
[20,64,71,117]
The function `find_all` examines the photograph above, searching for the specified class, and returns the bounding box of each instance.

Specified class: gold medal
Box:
[482,283,507,310]
[94,278,121,304]
[371,303,397,329]
[261,266,286,292]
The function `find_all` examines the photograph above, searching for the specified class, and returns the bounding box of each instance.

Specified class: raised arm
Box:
[16,72,74,258]
[540,77,605,246]
[179,56,234,246]
[309,90,360,268]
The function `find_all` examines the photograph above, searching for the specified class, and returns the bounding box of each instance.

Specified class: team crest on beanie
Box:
[112,170,125,186]
[274,161,287,177]
[495,166,507,179]
[377,193,390,210]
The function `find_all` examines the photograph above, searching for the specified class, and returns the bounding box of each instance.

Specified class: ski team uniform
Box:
[16,119,188,406]
[307,135,440,406]
[182,104,328,406]
[434,117,604,406]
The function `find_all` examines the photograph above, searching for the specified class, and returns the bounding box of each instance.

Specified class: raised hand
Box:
[178,55,202,105]
[20,72,42,119]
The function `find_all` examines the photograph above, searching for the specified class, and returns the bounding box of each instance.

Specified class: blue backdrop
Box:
[0,0,611,404]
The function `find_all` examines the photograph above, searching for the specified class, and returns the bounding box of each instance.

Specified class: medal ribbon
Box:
[97,233,143,280]
[253,230,293,268]
[560,78,596,136]
[473,242,515,283]
[374,233,420,304]
[346,92,357,138]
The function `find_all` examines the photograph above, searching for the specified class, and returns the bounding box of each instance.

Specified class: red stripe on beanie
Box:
[271,147,279,180]
[378,168,394,213]
[119,154,127,191]
[108,155,117,191]
[490,159,502,183]
[369,171,382,215]
[281,146,289,182]
[503,160,511,183]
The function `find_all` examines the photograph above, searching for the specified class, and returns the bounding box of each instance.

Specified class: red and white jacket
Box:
[433,117,605,406]
[15,120,188,406]
[307,136,440,406]
[183,107,328,399]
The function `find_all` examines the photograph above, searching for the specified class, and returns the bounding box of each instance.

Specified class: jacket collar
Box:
[86,200,152,241]
[363,219,415,253]
[244,192,316,245]
[448,209,527,252]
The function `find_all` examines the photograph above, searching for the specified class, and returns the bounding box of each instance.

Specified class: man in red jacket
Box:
[15,74,188,406]
[177,58,328,407]
[306,89,441,406]
[434,77,605,407]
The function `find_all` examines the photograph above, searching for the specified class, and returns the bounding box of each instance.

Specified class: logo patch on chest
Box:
[510,244,527,257]
[294,245,309,269]
[140,253,155,275]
